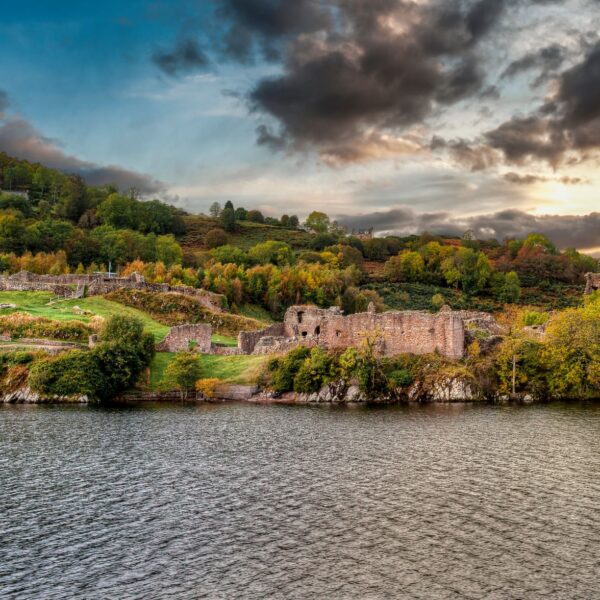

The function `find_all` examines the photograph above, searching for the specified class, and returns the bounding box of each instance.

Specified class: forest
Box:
[0,151,597,319]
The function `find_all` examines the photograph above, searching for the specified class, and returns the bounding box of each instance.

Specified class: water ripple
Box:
[2,403,600,599]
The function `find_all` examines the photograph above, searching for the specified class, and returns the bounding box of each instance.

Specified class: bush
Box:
[0,313,92,342]
[165,352,202,397]
[268,346,310,393]
[205,228,228,249]
[293,348,335,393]
[520,310,549,327]
[431,293,445,310]
[28,315,156,401]
[196,378,220,398]
[28,350,105,398]
[387,368,413,388]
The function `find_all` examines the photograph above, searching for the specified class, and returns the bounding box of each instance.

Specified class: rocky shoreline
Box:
[0,380,548,406]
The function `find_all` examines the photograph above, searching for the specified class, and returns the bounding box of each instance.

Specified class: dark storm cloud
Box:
[249,0,512,162]
[335,207,600,250]
[0,113,164,194]
[501,44,566,85]
[152,38,210,76]
[485,40,600,167]
[216,0,330,62]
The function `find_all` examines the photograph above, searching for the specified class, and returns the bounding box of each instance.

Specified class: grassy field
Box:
[0,291,171,341]
[210,334,238,347]
[149,352,269,390]
[181,215,313,251]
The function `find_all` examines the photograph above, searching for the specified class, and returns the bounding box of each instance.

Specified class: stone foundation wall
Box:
[585,273,600,295]
[210,346,244,356]
[156,324,212,353]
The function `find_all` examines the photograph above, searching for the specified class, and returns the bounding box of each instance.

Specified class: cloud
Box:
[152,38,210,76]
[216,0,331,62]
[503,172,587,185]
[335,206,600,251]
[501,44,566,85]
[0,112,164,194]
[485,40,600,167]
[248,0,510,162]
[0,89,8,118]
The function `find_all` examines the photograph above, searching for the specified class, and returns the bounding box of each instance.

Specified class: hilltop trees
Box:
[221,200,236,232]
[305,211,330,233]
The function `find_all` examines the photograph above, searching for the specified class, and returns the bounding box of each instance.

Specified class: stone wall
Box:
[156,324,212,353]
[280,305,465,359]
[585,273,600,295]
[238,323,285,354]
[0,270,224,312]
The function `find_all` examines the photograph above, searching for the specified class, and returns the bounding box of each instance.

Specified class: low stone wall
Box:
[210,345,245,356]
[238,323,285,354]
[156,324,212,353]
[0,270,224,312]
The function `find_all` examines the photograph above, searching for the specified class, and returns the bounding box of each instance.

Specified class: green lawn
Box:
[211,333,238,347]
[149,352,269,390]
[0,291,170,342]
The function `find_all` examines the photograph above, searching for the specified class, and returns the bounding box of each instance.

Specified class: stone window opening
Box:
[315,326,321,336]
[297,311,304,324]
[301,331,308,338]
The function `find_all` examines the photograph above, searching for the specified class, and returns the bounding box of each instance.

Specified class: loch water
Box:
[1,402,600,599]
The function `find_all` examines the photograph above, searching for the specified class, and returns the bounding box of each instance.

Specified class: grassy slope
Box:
[181,215,313,251]
[149,352,269,390]
[0,291,170,341]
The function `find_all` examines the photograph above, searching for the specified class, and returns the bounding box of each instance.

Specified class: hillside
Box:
[180,215,314,251]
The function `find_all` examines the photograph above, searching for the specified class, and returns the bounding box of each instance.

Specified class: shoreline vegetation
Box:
[0,152,598,406]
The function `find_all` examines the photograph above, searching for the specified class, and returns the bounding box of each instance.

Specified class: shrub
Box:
[27,315,156,401]
[387,369,413,388]
[268,346,311,393]
[28,350,105,398]
[431,293,445,310]
[196,378,220,398]
[0,313,91,342]
[520,310,549,327]
[339,333,388,396]
[165,352,202,398]
[205,228,228,249]
[293,347,335,393]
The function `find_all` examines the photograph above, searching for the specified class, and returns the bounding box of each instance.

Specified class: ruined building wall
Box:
[281,305,465,359]
[156,324,212,353]
[585,273,600,295]
[238,323,285,354]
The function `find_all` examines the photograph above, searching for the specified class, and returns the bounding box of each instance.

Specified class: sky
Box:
[1,0,600,252]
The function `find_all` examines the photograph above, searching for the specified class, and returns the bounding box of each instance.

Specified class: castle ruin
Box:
[238,304,465,359]
[585,273,600,295]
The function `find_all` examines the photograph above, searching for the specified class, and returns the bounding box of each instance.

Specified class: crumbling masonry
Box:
[239,304,466,359]
[585,273,600,295]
